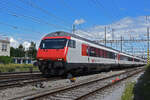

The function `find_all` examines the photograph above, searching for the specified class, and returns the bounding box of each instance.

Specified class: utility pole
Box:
[132,46,134,56]
[146,16,150,64]
[147,27,149,64]
[72,24,75,34]
[104,26,106,46]
[112,29,114,40]
[121,36,123,52]
[111,28,114,47]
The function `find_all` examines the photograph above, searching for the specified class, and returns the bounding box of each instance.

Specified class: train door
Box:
[117,53,120,64]
[81,44,89,63]
[87,46,90,63]
[114,53,118,64]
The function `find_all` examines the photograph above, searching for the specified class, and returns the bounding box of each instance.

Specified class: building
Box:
[0,37,10,56]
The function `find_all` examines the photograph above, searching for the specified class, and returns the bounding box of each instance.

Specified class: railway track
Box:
[0,71,61,90]
[0,72,40,80]
[10,67,144,100]
[0,71,40,75]
[0,71,40,81]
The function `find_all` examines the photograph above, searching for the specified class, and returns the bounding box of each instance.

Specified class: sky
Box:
[0,0,150,57]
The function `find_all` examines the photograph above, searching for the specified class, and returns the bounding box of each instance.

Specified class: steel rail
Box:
[0,71,40,76]
[75,69,143,100]
[12,67,144,100]
[0,73,41,80]
[0,76,61,90]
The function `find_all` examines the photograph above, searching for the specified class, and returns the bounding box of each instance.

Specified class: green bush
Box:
[0,64,39,72]
[0,56,12,64]
[145,64,150,69]
[133,64,150,100]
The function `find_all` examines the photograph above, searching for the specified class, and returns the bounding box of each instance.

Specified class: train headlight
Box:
[57,58,63,61]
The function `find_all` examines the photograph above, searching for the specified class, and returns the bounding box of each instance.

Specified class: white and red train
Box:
[37,31,146,76]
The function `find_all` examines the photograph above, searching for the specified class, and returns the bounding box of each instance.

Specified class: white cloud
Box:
[74,18,86,25]
[75,16,148,41]
[10,37,19,48]
[9,37,31,50]
[74,16,148,57]
[22,41,31,50]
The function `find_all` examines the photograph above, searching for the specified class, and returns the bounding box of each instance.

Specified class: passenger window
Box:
[68,40,76,48]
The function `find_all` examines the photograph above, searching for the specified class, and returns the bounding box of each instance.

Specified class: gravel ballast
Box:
[85,72,143,100]
[0,70,125,100]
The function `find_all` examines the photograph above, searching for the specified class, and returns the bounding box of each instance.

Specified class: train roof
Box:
[45,31,144,60]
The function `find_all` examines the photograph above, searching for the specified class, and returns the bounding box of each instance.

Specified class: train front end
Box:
[37,36,70,76]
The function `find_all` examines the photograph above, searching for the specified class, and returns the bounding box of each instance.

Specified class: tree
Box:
[27,42,37,59]
[17,44,25,57]
[10,42,37,59]
[10,44,25,57]
[10,47,16,57]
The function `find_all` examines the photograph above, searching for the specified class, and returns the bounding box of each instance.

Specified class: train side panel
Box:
[66,37,118,73]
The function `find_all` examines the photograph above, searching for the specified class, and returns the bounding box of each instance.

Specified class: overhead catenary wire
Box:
[0,1,97,42]
[0,0,95,39]
[90,0,124,32]
[60,0,102,39]
[19,0,72,27]
[21,0,96,38]
[89,0,147,57]
[90,0,117,23]
[63,0,145,57]
[61,0,109,38]
[0,21,42,41]
[60,0,82,18]
[0,1,71,31]
[3,0,99,38]
[0,21,42,34]
[111,0,123,18]
[89,0,118,44]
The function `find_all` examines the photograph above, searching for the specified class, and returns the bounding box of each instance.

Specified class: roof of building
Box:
[0,39,10,43]
[0,36,10,43]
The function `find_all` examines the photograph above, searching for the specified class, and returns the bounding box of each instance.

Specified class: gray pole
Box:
[104,26,106,46]
[147,27,149,64]
[121,36,123,52]
[72,24,75,34]
[112,29,114,40]
[111,28,114,47]
[146,16,149,64]
[132,46,133,56]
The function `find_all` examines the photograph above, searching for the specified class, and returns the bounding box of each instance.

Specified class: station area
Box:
[0,0,150,100]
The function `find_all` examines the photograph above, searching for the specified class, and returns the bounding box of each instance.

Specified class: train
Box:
[36,31,146,76]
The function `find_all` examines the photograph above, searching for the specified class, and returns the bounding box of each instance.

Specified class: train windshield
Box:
[40,38,67,49]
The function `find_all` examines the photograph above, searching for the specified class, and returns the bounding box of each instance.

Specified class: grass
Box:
[121,82,135,100]
[122,64,150,100]
[133,64,150,100]
[144,64,150,70]
[0,64,39,73]
[32,87,37,91]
